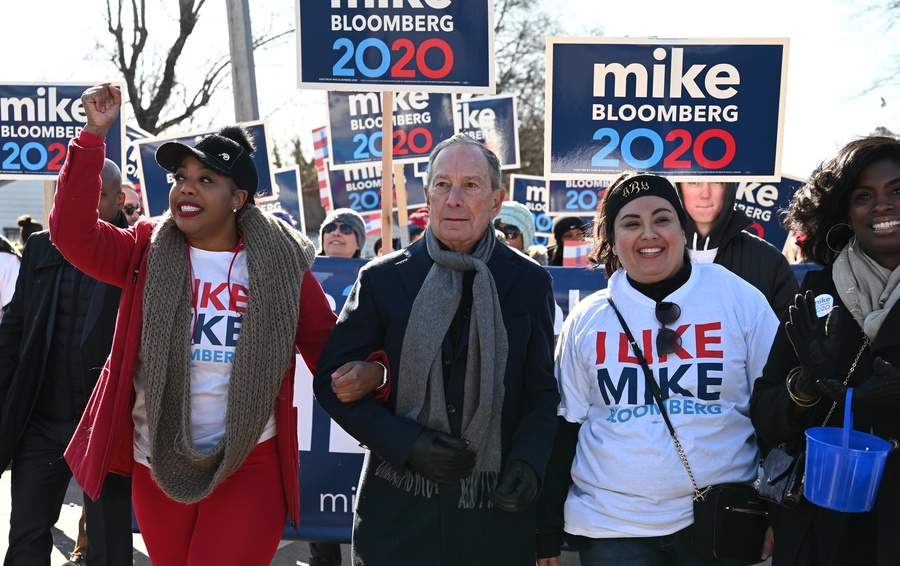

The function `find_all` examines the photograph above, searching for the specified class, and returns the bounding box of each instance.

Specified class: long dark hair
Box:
[787,135,900,265]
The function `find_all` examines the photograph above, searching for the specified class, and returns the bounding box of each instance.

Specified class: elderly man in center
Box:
[313,134,559,565]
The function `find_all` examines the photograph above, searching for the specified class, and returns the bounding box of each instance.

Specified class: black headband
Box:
[604,174,687,239]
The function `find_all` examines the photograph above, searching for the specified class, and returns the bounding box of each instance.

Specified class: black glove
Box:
[406,429,476,483]
[488,459,539,512]
[785,290,842,398]
[818,357,900,408]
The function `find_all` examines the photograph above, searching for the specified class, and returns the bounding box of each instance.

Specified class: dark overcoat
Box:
[313,237,559,565]
[751,266,900,566]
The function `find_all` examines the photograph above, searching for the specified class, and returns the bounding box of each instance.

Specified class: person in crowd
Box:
[0,158,134,566]
[408,224,425,244]
[750,135,900,566]
[536,172,779,566]
[493,200,535,253]
[782,230,809,264]
[318,208,365,259]
[373,236,400,257]
[49,83,384,566]
[548,216,587,266]
[676,181,798,316]
[313,133,560,565]
[0,235,19,320]
[122,182,143,226]
[16,214,43,253]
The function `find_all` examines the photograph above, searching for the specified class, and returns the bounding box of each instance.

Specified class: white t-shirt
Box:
[555,264,778,538]
[133,246,276,466]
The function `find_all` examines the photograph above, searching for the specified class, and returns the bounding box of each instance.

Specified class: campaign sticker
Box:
[814,294,834,318]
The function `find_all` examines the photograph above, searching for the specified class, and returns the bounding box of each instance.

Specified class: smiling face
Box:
[168,155,247,251]
[426,143,504,253]
[848,157,900,269]
[612,195,687,284]
[679,181,726,237]
[322,220,360,258]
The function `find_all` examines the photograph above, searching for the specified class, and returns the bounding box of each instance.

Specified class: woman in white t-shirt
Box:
[535,172,779,566]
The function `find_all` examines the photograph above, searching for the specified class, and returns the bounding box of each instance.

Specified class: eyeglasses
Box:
[495,223,521,240]
[124,205,143,216]
[655,301,682,356]
[323,222,355,235]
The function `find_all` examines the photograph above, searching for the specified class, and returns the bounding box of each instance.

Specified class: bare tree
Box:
[102,0,290,135]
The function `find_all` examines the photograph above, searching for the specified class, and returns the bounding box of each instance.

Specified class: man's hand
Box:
[818,357,900,408]
[489,459,539,512]
[80,83,121,138]
[536,558,561,566]
[785,291,841,397]
[330,361,384,403]
[407,429,475,483]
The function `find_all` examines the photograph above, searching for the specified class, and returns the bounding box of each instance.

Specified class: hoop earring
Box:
[825,222,852,254]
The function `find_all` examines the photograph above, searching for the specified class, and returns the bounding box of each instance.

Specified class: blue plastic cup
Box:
[804,426,891,512]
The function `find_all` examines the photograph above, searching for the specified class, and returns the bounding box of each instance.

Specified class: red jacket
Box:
[49,131,337,529]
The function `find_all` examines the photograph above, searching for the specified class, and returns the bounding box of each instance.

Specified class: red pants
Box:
[132,437,287,566]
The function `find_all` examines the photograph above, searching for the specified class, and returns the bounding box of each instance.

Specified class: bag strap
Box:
[607,296,709,501]
[820,337,869,426]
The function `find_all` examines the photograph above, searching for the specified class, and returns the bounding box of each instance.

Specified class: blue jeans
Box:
[577,525,725,566]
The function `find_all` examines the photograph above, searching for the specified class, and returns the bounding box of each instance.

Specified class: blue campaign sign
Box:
[133,121,274,218]
[734,175,801,251]
[456,94,520,169]
[295,0,494,94]
[549,179,608,214]
[509,174,551,246]
[545,38,789,181]
[259,166,306,233]
[327,91,457,169]
[125,124,151,196]
[329,161,427,213]
[0,83,125,180]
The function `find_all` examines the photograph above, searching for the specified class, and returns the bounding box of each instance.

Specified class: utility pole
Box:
[225,0,260,121]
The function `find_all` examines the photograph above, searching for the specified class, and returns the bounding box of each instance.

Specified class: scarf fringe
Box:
[373,460,499,509]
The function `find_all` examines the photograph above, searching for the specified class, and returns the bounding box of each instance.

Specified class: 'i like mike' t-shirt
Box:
[133,245,276,466]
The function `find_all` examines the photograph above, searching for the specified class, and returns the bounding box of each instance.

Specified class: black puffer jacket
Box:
[678,184,798,318]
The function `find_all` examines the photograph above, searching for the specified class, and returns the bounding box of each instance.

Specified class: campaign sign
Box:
[0,83,125,180]
[508,174,551,246]
[545,38,789,181]
[734,174,801,250]
[125,124,151,195]
[327,91,457,169]
[456,94,520,169]
[257,166,305,233]
[295,0,494,94]
[549,179,608,214]
[133,121,274,218]
[329,160,427,213]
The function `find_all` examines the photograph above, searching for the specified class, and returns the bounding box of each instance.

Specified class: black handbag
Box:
[757,339,869,509]
[758,445,805,508]
[607,297,767,564]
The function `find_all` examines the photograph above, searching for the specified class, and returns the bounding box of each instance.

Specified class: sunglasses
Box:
[323,222,355,235]
[124,204,143,216]
[495,223,521,240]
[655,301,682,356]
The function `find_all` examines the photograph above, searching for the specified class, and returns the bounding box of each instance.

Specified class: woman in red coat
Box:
[49,83,383,566]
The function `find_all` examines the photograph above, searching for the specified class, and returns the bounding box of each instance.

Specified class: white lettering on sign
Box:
[592,47,740,100]
[347,92,430,116]
[458,103,495,129]
[0,87,86,123]
[526,183,548,205]
[331,0,451,9]
[736,182,778,207]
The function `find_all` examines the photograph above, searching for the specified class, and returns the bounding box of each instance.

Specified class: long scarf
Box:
[375,227,509,508]
[833,238,900,342]
[139,205,315,503]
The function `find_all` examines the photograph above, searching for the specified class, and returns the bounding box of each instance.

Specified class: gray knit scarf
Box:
[375,227,509,508]
[833,238,900,342]
[139,204,315,503]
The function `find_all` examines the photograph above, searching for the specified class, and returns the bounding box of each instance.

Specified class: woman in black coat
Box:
[750,135,900,566]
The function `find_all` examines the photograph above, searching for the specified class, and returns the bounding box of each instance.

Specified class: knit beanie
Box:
[494,201,535,246]
[319,208,366,251]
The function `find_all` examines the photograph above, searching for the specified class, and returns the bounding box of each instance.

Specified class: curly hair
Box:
[787,135,900,265]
